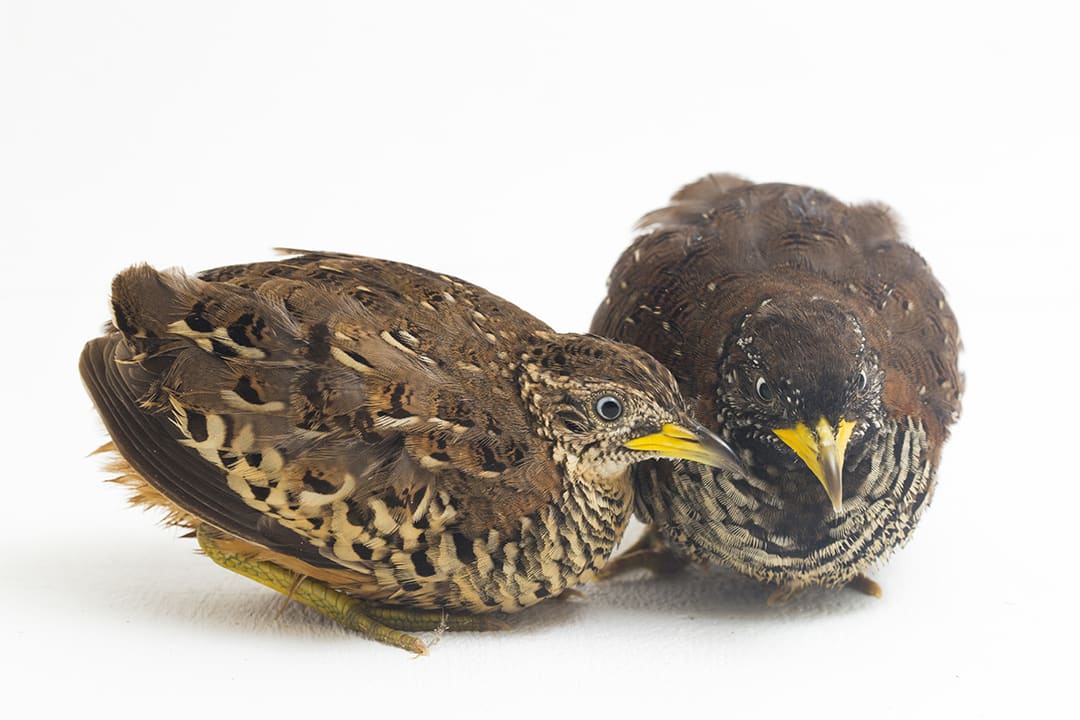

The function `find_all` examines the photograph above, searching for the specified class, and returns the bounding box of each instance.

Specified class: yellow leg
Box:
[362,604,509,633]
[196,525,504,654]
[597,525,689,580]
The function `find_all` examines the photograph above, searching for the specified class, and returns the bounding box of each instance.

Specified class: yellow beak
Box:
[624,420,745,476]
[772,417,855,512]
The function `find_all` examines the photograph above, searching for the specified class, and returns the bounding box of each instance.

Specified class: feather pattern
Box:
[592,175,962,591]
[84,251,721,613]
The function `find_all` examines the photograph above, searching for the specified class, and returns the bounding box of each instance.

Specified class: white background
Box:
[2,2,1075,717]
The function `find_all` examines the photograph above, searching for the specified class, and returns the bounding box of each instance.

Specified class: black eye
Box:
[595,395,623,421]
[856,370,867,392]
[755,377,773,402]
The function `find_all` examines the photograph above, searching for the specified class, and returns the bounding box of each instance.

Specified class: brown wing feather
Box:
[83,253,563,577]
[80,335,337,568]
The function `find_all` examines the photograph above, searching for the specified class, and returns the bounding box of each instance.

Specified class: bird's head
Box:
[718,297,885,511]
[519,333,744,485]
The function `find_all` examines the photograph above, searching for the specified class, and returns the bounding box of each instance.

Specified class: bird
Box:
[591,174,962,603]
[80,250,744,653]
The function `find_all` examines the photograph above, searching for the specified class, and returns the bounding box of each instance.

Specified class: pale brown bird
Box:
[591,175,962,602]
[81,251,742,653]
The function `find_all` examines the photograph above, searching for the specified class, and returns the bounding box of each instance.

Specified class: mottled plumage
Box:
[81,251,741,652]
[592,175,962,600]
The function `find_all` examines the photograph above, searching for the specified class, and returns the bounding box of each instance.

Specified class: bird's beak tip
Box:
[773,417,853,512]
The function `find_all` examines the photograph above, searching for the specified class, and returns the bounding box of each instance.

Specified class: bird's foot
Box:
[196,525,504,654]
[845,573,883,598]
[767,582,805,606]
[362,604,510,633]
[768,574,882,606]
[551,588,588,602]
[597,525,688,580]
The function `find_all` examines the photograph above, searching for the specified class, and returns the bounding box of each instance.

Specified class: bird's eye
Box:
[856,370,867,392]
[755,377,773,402]
[595,395,623,421]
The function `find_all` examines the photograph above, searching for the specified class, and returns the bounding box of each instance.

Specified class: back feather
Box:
[82,253,563,579]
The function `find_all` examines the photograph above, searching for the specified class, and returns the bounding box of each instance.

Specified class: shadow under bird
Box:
[80,251,743,653]
[591,174,962,602]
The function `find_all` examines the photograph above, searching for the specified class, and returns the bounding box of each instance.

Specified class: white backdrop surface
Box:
[1,2,1075,717]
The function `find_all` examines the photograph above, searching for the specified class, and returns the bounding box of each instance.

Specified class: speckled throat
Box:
[633,417,933,588]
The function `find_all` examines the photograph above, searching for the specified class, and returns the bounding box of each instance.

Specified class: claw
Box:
[846,574,883,598]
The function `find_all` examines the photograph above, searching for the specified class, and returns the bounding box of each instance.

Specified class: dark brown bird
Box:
[81,251,743,653]
[591,175,962,602]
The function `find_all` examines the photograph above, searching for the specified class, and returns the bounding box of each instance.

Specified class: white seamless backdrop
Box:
[1,2,1074,718]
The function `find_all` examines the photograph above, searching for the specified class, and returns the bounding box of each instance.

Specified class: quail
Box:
[81,251,743,653]
[591,175,962,602]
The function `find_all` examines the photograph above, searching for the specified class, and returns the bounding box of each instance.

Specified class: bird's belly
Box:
[635,418,934,586]
[331,484,632,614]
